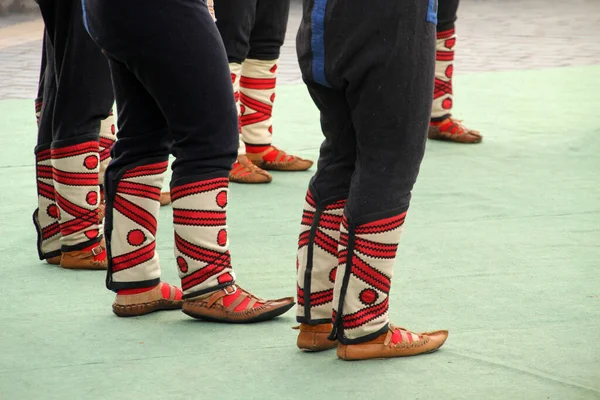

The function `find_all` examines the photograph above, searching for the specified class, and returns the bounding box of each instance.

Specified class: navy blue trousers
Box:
[297,0,436,223]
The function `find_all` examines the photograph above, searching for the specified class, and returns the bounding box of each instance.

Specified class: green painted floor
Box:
[1,66,599,400]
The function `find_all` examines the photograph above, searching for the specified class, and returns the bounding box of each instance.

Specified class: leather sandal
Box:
[245,146,313,171]
[337,324,448,361]
[182,285,294,323]
[294,323,338,352]
[428,117,482,144]
[113,282,183,317]
[61,239,107,270]
[229,155,272,184]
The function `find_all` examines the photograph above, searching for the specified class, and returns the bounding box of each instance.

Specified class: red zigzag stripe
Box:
[240,93,272,115]
[309,289,333,307]
[436,50,454,62]
[175,233,226,264]
[296,287,333,307]
[297,285,305,305]
[353,237,398,259]
[122,161,168,179]
[54,191,96,220]
[173,209,226,226]
[42,222,60,240]
[437,28,455,39]
[112,241,156,272]
[113,195,157,235]
[37,149,51,162]
[342,297,389,329]
[314,229,339,255]
[37,181,55,201]
[37,165,52,180]
[53,169,98,186]
[434,78,452,99]
[117,181,161,201]
[240,111,270,127]
[319,212,343,230]
[354,213,406,235]
[170,178,228,201]
[306,191,316,208]
[51,141,98,159]
[59,214,95,237]
[301,210,315,226]
[181,252,231,291]
[298,230,310,249]
[325,200,346,210]
[351,255,391,293]
[240,76,276,90]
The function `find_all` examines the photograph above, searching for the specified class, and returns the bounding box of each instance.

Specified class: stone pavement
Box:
[1,0,599,99]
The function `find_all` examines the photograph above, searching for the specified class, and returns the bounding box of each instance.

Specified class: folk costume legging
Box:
[83,0,242,297]
[33,0,114,261]
[295,0,436,344]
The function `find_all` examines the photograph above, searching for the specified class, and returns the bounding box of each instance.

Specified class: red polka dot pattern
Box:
[86,191,98,206]
[217,229,227,246]
[47,204,60,219]
[177,256,188,273]
[127,229,146,246]
[359,288,378,305]
[329,267,337,283]
[442,98,453,110]
[83,155,98,170]
[85,229,99,239]
[216,191,228,208]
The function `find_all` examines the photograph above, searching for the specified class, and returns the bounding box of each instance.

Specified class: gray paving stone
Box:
[0,0,599,99]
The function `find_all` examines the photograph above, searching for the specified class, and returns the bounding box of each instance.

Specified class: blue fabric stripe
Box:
[427,0,438,24]
[310,0,330,87]
[81,0,91,34]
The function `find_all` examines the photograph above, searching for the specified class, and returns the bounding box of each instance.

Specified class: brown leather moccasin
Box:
[428,117,482,144]
[61,239,107,270]
[337,324,448,361]
[113,282,183,317]
[246,146,313,171]
[229,156,272,184]
[294,323,338,352]
[182,285,294,323]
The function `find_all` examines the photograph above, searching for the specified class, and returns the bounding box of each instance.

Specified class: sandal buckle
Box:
[223,285,237,296]
[91,246,103,256]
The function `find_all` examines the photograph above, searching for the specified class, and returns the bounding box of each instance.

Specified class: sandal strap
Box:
[68,244,104,260]
[205,288,229,308]
[246,297,258,309]
[226,291,248,311]
[163,283,176,301]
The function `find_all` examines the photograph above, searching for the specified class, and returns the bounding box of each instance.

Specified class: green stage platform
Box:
[0,65,599,400]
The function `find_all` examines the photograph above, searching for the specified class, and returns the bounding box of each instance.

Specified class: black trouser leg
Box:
[214,0,289,62]
[437,0,459,32]
[214,0,258,63]
[37,0,113,143]
[248,0,290,60]
[34,0,114,253]
[35,31,47,126]
[297,0,435,343]
[83,0,238,291]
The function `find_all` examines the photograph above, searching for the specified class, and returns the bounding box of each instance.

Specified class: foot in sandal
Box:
[182,284,294,323]
[113,282,183,317]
